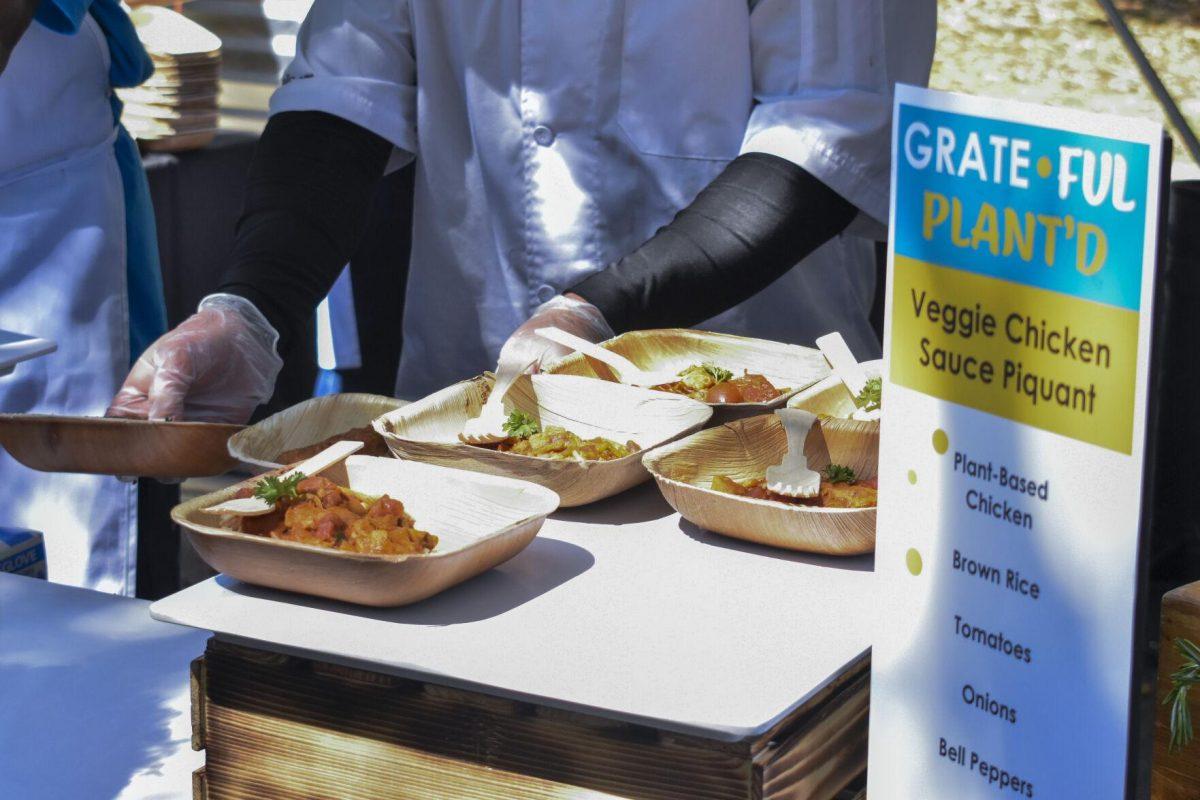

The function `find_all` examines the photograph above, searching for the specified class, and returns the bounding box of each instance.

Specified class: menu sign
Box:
[868,86,1165,798]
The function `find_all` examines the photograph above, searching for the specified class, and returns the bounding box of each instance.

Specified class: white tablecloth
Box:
[0,573,209,799]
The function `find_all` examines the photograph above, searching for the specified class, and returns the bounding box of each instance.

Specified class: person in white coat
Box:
[0,0,170,594]
[108,1,937,422]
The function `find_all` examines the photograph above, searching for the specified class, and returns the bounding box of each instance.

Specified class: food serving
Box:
[651,363,784,404]
[712,464,877,509]
[644,413,877,554]
[470,410,640,461]
[376,373,711,507]
[177,454,560,605]
[224,472,438,555]
[788,356,884,427]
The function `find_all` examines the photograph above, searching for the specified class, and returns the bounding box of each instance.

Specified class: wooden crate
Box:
[190,637,869,800]
[1153,582,1200,798]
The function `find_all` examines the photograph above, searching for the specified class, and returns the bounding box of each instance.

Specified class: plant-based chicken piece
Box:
[469,410,639,461]
[652,363,784,404]
[225,473,437,555]
[710,469,877,509]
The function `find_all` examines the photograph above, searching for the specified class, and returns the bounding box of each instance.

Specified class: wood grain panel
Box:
[199,642,873,800]
[197,639,867,800]
[760,673,869,799]
[190,656,207,751]
[203,640,750,799]
[1152,582,1200,798]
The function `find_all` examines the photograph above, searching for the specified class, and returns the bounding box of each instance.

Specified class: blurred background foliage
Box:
[931,0,1200,172]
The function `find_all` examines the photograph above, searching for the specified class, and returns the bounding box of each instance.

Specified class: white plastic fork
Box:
[765,408,822,499]
[459,355,539,445]
[815,331,880,421]
[534,327,678,387]
[205,439,364,517]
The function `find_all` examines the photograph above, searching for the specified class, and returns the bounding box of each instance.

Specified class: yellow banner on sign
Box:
[890,255,1139,453]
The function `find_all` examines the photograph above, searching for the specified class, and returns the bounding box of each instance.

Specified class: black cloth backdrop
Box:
[1148,180,1200,603]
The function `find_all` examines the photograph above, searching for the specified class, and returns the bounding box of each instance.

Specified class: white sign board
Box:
[868,86,1165,799]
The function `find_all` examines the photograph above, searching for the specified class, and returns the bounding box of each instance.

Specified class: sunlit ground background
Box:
[193,0,1200,172]
[931,0,1200,175]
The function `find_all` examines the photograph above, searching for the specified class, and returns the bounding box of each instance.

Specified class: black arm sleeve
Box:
[569,153,857,333]
[217,111,393,355]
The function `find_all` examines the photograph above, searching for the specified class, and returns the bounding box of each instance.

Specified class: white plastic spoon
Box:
[534,327,678,387]
[205,439,364,516]
[815,331,879,421]
[459,355,539,445]
[765,408,822,498]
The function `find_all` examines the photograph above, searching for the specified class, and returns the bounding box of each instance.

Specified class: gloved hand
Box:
[107,294,284,424]
[498,293,615,372]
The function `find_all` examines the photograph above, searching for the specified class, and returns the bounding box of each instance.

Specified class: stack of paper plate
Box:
[119,6,221,152]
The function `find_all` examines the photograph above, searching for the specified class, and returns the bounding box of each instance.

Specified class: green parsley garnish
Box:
[253,472,306,506]
[502,410,540,439]
[699,363,733,384]
[824,464,857,484]
[855,377,882,412]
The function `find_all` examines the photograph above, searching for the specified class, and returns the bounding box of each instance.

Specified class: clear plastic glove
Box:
[499,293,615,372]
[107,294,284,424]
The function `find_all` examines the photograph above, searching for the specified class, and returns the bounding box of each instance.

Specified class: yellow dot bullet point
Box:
[906,548,923,576]
[908,469,917,485]
[932,429,949,455]
[1037,156,1052,178]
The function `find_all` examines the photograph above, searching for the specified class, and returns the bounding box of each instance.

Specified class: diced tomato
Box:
[312,511,349,542]
[733,373,782,403]
[368,495,406,519]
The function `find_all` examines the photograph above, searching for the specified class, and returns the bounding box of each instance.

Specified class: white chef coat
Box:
[272,0,937,399]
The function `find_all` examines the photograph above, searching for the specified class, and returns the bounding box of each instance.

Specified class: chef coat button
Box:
[532,125,556,147]
[536,284,557,303]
